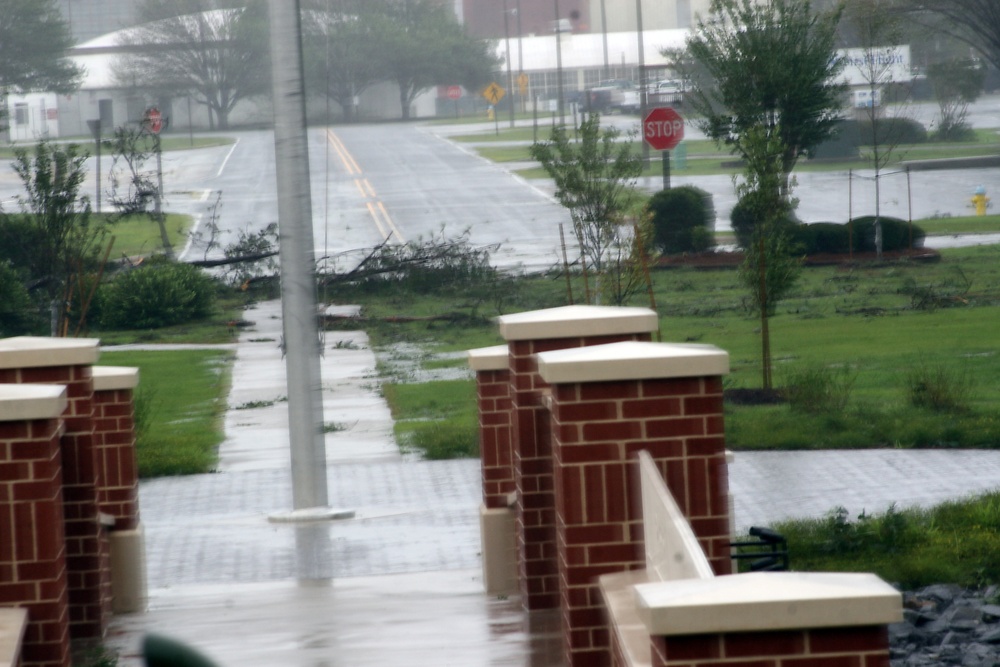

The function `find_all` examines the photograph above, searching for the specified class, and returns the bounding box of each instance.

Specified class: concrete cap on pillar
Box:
[635,571,902,635]
[92,366,140,392]
[0,384,68,421]
[466,345,508,372]
[535,341,729,384]
[0,336,100,369]
[496,305,658,341]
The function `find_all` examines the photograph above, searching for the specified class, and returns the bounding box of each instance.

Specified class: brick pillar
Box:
[91,367,140,530]
[468,346,514,509]
[496,306,658,611]
[0,337,109,640]
[0,384,71,667]
[536,341,731,667]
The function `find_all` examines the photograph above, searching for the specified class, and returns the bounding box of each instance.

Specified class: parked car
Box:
[648,79,686,105]
[585,79,640,114]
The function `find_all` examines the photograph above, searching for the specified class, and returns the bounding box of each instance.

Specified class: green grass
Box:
[100,348,233,477]
[101,213,193,258]
[0,135,234,159]
[764,495,1000,589]
[382,380,478,459]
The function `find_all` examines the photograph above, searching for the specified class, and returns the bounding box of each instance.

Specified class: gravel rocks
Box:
[892,585,1000,666]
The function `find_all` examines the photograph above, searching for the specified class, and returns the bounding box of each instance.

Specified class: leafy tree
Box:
[530,114,644,304]
[899,0,1000,73]
[686,0,846,197]
[0,0,81,94]
[106,123,174,257]
[734,127,802,391]
[301,0,390,123]
[12,142,108,334]
[927,58,985,141]
[114,0,269,129]
[381,0,500,120]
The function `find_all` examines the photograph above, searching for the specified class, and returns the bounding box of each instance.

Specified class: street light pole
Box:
[516,0,524,112]
[636,0,649,165]
[600,0,610,78]
[503,0,515,128]
[554,0,564,125]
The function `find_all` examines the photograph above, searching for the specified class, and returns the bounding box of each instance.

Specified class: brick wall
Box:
[0,387,71,667]
[651,626,891,667]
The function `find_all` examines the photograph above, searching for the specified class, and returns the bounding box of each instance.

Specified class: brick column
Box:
[468,346,513,509]
[91,367,140,530]
[92,366,147,614]
[496,306,658,611]
[536,341,731,667]
[635,571,901,667]
[0,384,71,667]
[0,337,109,640]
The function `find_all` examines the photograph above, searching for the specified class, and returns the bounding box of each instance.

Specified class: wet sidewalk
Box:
[105,300,1000,666]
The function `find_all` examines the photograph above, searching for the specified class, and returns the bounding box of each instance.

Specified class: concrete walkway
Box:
[105,299,1000,666]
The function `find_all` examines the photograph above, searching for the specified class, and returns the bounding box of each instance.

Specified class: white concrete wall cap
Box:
[496,305,658,341]
[466,345,509,372]
[92,366,140,392]
[0,607,28,667]
[0,336,100,369]
[536,341,729,384]
[635,571,903,636]
[0,384,68,421]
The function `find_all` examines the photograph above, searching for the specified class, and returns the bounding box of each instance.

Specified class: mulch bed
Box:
[658,246,940,269]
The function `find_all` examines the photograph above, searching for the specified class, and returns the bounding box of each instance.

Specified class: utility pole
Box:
[267,0,331,514]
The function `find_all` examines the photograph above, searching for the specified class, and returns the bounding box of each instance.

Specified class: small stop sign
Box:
[144,107,163,134]
[643,107,684,151]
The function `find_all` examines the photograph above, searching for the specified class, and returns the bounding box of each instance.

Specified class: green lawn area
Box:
[100,213,193,258]
[100,348,233,477]
[0,135,234,159]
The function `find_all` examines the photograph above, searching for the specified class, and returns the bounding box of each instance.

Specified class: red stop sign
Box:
[144,107,163,134]
[643,107,684,151]
[446,85,462,100]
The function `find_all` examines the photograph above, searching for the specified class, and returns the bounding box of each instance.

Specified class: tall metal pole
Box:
[503,0,515,128]
[267,0,329,512]
[600,0,610,78]
[516,0,524,113]
[554,0,565,125]
[636,0,649,165]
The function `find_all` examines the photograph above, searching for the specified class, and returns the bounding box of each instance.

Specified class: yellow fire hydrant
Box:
[972,185,990,216]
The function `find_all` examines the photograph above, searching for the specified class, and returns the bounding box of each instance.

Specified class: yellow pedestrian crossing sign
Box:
[482,82,506,105]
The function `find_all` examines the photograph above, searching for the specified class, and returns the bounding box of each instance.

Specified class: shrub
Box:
[782,365,856,414]
[857,117,928,145]
[906,365,974,413]
[794,222,851,255]
[730,198,798,250]
[645,186,715,254]
[847,216,926,253]
[0,260,37,336]
[97,260,216,329]
[809,120,860,160]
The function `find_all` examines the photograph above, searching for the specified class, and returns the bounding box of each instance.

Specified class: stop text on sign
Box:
[645,119,683,139]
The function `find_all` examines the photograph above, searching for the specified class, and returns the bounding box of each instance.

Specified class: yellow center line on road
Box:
[328,129,406,243]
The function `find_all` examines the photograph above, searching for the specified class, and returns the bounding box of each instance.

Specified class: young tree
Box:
[381,0,500,120]
[841,0,911,258]
[0,0,82,94]
[301,0,390,123]
[927,58,985,140]
[734,128,802,390]
[12,142,108,334]
[106,124,174,257]
[686,0,846,198]
[114,0,269,129]
[530,114,644,303]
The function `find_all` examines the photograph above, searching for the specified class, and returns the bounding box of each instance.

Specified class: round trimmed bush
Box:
[97,260,216,330]
[645,186,715,254]
[729,198,798,250]
[795,222,851,255]
[848,216,926,253]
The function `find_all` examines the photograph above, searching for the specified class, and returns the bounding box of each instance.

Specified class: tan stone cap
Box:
[92,366,140,391]
[497,305,658,341]
[635,571,903,636]
[0,336,100,369]
[467,345,508,372]
[536,341,729,384]
[0,384,67,422]
[0,607,28,667]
